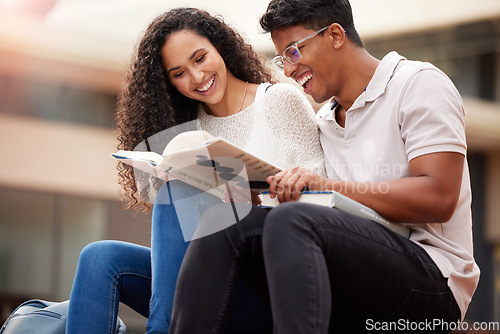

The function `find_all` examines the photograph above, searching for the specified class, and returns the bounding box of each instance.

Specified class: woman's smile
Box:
[196,74,216,95]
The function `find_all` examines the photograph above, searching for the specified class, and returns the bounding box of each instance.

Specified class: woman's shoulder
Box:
[253,82,295,101]
[264,82,304,96]
[260,83,314,114]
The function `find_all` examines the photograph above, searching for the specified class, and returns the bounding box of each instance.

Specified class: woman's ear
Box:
[327,23,346,49]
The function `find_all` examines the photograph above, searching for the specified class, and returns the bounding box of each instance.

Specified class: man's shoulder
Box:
[394,57,446,81]
[381,57,455,99]
[372,52,450,97]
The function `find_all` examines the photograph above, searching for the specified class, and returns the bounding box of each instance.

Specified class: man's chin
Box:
[310,93,330,104]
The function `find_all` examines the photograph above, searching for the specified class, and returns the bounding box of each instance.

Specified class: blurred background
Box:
[0,0,499,332]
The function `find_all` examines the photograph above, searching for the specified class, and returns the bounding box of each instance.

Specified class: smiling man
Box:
[258,0,480,333]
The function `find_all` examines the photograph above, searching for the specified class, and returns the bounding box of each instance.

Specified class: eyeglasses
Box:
[271,25,329,72]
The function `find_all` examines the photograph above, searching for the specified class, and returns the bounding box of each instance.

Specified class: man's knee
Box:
[264,202,316,234]
[263,203,353,249]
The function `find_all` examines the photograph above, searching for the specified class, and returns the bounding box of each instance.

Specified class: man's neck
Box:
[335,49,380,115]
[335,102,347,128]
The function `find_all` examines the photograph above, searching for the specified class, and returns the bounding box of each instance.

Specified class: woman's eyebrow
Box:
[167,48,205,74]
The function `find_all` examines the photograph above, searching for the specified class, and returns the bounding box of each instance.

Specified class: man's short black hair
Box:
[259,0,364,48]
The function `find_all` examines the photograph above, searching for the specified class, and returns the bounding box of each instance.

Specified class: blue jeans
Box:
[149,180,222,332]
[66,181,265,333]
[66,240,152,333]
[66,181,215,333]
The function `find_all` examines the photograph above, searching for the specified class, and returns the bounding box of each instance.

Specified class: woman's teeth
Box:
[297,73,312,87]
[197,76,215,92]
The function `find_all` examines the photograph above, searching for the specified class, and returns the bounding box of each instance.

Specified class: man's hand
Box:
[266,167,329,203]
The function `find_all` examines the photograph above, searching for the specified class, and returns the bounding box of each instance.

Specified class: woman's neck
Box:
[204,73,256,117]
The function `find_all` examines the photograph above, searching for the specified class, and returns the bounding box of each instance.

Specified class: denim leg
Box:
[263,202,461,334]
[66,240,151,334]
[169,205,271,334]
[148,180,223,333]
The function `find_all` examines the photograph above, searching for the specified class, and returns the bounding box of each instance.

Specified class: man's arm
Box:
[267,151,464,224]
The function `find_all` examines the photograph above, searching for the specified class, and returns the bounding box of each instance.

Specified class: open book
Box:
[259,191,410,238]
[111,130,282,198]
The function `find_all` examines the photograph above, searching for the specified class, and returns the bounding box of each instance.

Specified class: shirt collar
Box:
[364,51,406,102]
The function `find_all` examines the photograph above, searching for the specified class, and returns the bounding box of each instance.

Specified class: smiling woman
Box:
[161,30,231,109]
[64,6,326,334]
[115,8,276,208]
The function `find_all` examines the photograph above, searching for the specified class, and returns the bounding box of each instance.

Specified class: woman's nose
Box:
[191,69,205,84]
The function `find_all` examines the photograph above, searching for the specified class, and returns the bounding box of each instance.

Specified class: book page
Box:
[158,137,281,190]
[111,130,281,194]
[204,139,282,181]
[112,150,163,165]
[116,157,167,181]
[162,130,215,156]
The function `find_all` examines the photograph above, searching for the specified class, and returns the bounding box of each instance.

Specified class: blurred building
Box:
[0,1,499,332]
[0,2,153,330]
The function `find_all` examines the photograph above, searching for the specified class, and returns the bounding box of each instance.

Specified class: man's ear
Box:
[327,23,346,49]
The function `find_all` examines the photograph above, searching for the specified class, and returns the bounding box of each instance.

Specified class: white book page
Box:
[162,130,215,156]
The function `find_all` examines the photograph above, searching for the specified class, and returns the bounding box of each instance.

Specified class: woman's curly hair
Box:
[115,7,274,211]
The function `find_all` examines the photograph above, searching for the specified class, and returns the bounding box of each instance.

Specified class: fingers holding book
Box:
[266,166,329,203]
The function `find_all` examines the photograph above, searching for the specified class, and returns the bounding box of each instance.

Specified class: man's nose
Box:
[283,61,298,78]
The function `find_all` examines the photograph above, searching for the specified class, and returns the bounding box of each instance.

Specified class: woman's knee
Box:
[79,240,119,265]
[75,241,120,281]
[78,240,150,274]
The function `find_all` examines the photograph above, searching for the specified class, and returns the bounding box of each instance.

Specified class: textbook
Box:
[259,191,410,238]
[111,130,282,198]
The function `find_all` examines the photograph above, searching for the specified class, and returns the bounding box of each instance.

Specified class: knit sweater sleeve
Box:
[261,83,326,176]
